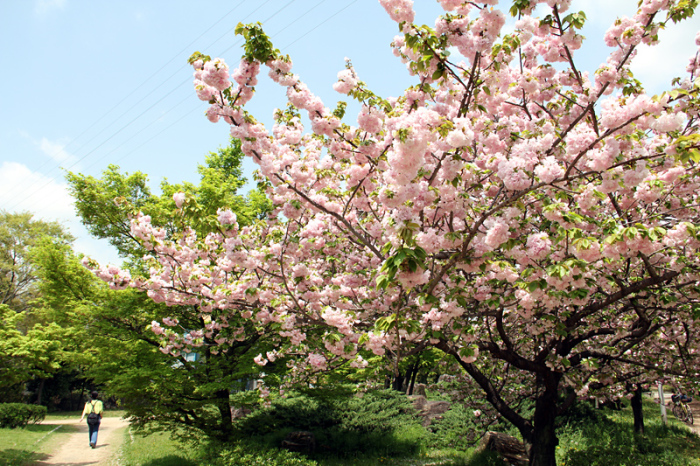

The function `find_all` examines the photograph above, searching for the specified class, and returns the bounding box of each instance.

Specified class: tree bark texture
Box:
[631,384,644,434]
[528,377,560,466]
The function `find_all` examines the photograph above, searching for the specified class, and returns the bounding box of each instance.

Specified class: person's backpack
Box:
[87,401,100,426]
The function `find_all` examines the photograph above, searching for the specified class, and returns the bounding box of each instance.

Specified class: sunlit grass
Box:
[0,423,79,466]
[556,398,700,466]
[45,409,126,420]
[115,428,199,466]
[6,401,700,466]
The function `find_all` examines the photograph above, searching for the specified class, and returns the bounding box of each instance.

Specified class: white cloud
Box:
[34,0,66,15]
[565,0,699,94]
[0,161,73,220]
[632,21,699,93]
[0,161,120,266]
[37,137,79,167]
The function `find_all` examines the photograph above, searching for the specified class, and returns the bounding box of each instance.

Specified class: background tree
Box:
[0,212,73,402]
[0,211,71,314]
[0,303,66,402]
[66,138,271,260]
[55,138,276,440]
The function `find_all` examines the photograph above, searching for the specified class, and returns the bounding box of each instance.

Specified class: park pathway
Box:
[35,417,129,466]
[685,399,700,436]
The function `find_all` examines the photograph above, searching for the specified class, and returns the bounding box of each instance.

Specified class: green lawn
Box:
[0,422,79,466]
[2,401,699,466]
[113,428,200,466]
[556,398,700,466]
[44,409,126,420]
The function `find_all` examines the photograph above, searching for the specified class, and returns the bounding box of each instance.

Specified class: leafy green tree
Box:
[0,211,72,313]
[0,213,73,402]
[66,138,271,259]
[50,138,277,440]
[32,229,281,440]
[0,304,66,402]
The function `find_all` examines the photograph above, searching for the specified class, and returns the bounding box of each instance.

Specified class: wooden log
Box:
[478,431,529,466]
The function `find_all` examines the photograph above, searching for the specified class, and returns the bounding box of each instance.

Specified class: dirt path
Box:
[34,417,130,466]
[683,399,700,436]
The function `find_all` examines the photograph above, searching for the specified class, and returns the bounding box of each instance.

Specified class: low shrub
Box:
[0,403,47,428]
[339,390,417,433]
[234,388,424,457]
[211,442,319,466]
[557,399,601,429]
[427,403,481,450]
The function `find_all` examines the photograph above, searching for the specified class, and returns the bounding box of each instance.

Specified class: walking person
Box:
[79,391,103,448]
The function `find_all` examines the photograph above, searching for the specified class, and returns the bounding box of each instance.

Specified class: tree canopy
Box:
[0,211,72,313]
[61,138,275,439]
[85,2,700,465]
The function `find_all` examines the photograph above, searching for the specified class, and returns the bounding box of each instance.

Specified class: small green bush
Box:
[427,403,480,450]
[234,388,424,457]
[339,390,417,433]
[212,443,319,466]
[0,403,47,428]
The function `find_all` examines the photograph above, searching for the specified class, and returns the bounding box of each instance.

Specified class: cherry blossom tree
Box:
[88,1,700,464]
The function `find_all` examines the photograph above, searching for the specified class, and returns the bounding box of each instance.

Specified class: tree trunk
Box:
[407,359,421,395]
[78,379,87,411]
[215,389,232,440]
[631,384,644,434]
[528,380,560,466]
[35,378,45,405]
[392,374,405,391]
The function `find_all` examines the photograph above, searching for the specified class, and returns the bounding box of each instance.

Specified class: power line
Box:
[11,0,359,216]
[104,0,336,172]
[4,0,288,211]
[2,0,250,199]
[283,0,358,50]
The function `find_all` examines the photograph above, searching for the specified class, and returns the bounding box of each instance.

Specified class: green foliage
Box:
[556,399,601,429]
[235,389,424,457]
[0,304,65,401]
[65,167,157,259]
[557,399,700,466]
[377,245,427,290]
[0,403,47,428]
[234,22,280,64]
[29,238,275,442]
[66,138,271,259]
[464,449,509,466]
[0,211,72,313]
[54,137,276,441]
[211,442,319,466]
[427,403,481,450]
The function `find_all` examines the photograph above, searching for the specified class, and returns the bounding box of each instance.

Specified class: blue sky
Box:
[0,0,698,265]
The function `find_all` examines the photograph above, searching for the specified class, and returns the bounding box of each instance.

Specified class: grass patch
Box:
[116,428,199,466]
[0,423,79,466]
[45,409,126,420]
[557,398,700,466]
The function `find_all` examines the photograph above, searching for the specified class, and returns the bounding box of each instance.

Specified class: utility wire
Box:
[105,0,333,171]
[10,0,358,215]
[4,0,289,211]
[3,0,249,199]
[77,0,299,173]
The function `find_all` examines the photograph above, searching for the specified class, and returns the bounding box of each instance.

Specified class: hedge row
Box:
[0,403,47,428]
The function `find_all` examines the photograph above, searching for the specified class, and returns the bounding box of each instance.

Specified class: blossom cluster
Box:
[86,1,700,406]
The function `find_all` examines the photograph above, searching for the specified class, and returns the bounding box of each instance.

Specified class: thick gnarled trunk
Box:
[528,384,559,466]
